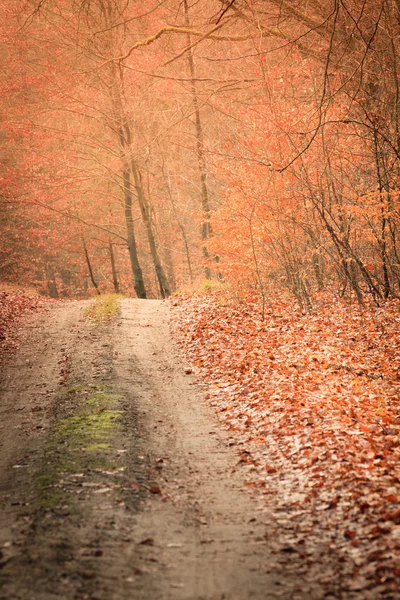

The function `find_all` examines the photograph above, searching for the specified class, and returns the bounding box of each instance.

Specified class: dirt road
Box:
[0,298,317,600]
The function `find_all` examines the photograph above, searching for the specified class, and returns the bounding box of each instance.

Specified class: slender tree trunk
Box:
[381,207,390,299]
[164,166,194,283]
[108,238,120,293]
[388,219,400,291]
[183,0,212,279]
[82,238,100,295]
[130,157,171,298]
[45,262,58,298]
[374,132,391,298]
[110,61,146,299]
[164,242,177,292]
[121,163,147,298]
[60,268,72,297]
[312,252,325,290]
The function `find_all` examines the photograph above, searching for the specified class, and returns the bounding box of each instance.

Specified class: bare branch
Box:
[215,0,237,25]
[17,199,127,242]
[98,25,253,67]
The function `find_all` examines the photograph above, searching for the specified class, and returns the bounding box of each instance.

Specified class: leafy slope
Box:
[0,287,43,359]
[171,293,400,598]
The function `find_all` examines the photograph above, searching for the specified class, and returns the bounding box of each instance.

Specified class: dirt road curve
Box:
[0,299,312,600]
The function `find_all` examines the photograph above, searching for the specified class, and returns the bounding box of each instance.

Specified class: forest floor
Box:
[0,293,398,600]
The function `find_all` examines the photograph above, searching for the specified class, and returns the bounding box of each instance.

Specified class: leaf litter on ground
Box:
[0,286,44,360]
[171,291,400,599]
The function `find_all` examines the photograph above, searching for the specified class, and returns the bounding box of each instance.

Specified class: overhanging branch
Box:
[99,25,254,67]
[17,199,127,242]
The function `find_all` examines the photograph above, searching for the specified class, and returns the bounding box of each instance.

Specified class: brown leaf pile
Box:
[0,287,43,359]
[171,292,400,599]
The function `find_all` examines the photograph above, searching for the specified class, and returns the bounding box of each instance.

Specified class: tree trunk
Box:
[45,262,58,298]
[110,60,146,299]
[164,166,194,283]
[164,242,177,292]
[82,238,100,295]
[130,158,171,298]
[108,238,120,293]
[122,165,147,299]
[183,0,212,279]
[373,131,391,299]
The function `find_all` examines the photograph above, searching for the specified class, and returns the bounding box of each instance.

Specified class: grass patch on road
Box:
[84,294,123,322]
[36,385,124,510]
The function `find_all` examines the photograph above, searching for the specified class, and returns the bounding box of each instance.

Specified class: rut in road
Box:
[0,298,316,600]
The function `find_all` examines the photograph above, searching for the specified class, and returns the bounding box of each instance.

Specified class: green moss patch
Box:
[57,410,122,445]
[36,384,125,510]
[84,390,123,406]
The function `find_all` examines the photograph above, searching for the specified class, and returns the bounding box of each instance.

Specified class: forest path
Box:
[0,298,313,600]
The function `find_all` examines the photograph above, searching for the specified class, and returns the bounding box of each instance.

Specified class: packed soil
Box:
[0,298,325,600]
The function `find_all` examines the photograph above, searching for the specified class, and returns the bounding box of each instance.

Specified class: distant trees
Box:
[1,0,399,306]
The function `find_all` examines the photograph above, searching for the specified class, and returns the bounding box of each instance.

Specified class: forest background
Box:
[2,0,400,308]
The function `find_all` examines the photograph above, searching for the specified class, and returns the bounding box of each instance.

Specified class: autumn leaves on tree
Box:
[0,0,399,307]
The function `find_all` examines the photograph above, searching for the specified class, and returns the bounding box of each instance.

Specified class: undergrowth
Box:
[175,278,229,298]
